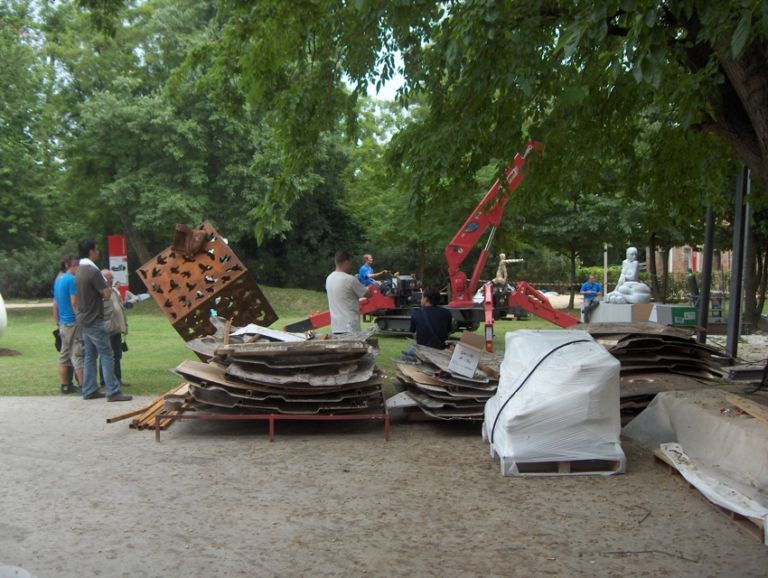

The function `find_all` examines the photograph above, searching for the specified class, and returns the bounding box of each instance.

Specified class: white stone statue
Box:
[603,246,651,304]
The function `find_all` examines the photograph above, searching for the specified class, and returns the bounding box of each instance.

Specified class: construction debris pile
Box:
[588,322,730,421]
[394,344,502,421]
[173,324,386,417]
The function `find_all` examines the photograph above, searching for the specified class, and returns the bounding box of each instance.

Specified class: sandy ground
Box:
[0,397,766,578]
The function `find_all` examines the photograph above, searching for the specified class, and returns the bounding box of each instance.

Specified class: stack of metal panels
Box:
[588,322,729,381]
[588,322,730,424]
[394,344,501,421]
[174,335,385,415]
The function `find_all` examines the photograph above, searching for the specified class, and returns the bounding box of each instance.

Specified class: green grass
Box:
[0,286,576,396]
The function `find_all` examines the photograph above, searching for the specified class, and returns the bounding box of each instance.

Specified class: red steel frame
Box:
[154,408,390,442]
[446,141,540,307]
[287,286,396,330]
[287,141,579,340]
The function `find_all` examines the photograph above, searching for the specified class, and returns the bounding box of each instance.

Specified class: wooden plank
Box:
[725,393,768,428]
[106,404,157,424]
[107,382,190,424]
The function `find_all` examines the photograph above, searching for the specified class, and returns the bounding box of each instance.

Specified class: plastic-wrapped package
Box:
[483,330,625,476]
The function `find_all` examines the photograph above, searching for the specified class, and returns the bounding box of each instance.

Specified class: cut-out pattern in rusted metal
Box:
[138,221,278,340]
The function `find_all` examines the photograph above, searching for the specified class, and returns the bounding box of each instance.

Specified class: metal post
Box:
[726,167,749,359]
[603,243,608,294]
[697,206,714,344]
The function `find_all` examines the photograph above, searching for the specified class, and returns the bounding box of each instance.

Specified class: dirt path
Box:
[0,397,765,577]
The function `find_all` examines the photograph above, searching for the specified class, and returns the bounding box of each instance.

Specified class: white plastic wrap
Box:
[483,330,625,476]
[623,389,768,543]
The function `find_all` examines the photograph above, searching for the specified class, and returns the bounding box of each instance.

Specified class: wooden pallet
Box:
[725,393,768,429]
[653,449,766,543]
[499,456,624,477]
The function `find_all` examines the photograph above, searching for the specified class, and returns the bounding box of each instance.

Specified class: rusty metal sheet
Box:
[420,406,484,420]
[188,386,383,414]
[194,383,382,403]
[405,380,490,401]
[189,383,382,406]
[216,340,370,359]
[226,355,376,386]
[174,360,382,394]
[138,221,277,340]
[412,346,491,383]
[405,387,486,409]
[586,322,695,339]
[230,353,370,370]
[397,362,497,391]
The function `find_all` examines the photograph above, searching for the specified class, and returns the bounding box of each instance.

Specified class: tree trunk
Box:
[660,248,670,302]
[743,229,759,327]
[120,214,151,265]
[418,240,426,285]
[568,248,577,309]
[757,248,768,321]
[648,232,661,300]
[712,42,768,196]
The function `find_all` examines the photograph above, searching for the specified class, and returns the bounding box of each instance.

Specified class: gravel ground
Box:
[0,397,766,577]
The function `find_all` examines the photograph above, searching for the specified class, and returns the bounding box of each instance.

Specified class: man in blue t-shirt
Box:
[358,254,388,286]
[409,286,453,349]
[580,274,603,323]
[53,254,83,394]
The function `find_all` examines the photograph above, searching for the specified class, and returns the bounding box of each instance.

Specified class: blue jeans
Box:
[81,320,120,397]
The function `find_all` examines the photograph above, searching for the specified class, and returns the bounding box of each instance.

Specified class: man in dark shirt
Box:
[75,238,132,402]
[409,286,453,349]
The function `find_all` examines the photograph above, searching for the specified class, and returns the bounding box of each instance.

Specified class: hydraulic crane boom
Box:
[445,141,540,307]
[284,140,579,337]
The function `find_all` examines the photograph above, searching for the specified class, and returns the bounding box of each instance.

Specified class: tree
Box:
[0,1,51,251]
[186,2,764,237]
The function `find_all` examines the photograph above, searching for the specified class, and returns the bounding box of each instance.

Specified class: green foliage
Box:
[199,0,768,254]
[0,286,573,396]
[243,149,365,290]
[0,245,63,298]
[4,0,763,314]
[0,1,56,251]
[0,301,196,395]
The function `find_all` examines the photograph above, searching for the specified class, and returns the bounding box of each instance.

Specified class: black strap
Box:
[490,339,591,443]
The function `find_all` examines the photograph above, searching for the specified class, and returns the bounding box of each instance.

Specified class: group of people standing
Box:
[325,251,452,349]
[52,239,132,402]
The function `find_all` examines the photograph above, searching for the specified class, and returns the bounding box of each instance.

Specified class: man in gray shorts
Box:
[52,255,83,394]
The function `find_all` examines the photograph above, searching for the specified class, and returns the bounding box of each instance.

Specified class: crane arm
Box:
[445,141,540,306]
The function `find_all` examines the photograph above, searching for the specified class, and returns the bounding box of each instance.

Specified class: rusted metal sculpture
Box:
[138,221,277,341]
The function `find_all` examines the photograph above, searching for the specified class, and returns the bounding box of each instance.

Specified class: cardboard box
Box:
[631,303,653,322]
[448,332,485,378]
[650,304,698,326]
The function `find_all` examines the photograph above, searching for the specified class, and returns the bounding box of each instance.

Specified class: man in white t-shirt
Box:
[326,251,372,333]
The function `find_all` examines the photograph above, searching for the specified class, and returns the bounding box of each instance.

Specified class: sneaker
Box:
[106,393,133,402]
[60,384,80,395]
[83,391,106,400]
